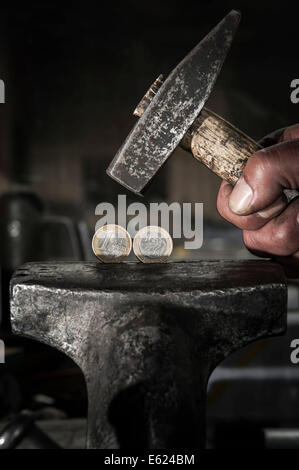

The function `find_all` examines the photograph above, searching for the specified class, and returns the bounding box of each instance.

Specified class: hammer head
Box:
[107,10,241,195]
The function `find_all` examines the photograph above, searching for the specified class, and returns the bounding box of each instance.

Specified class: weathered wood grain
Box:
[187,108,261,185]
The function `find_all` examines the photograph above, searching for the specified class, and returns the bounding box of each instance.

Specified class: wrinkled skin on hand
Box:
[217,124,299,278]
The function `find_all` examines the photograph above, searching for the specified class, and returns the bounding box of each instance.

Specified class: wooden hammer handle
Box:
[182,108,261,185]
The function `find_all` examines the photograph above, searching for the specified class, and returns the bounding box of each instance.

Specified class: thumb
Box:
[229,139,299,215]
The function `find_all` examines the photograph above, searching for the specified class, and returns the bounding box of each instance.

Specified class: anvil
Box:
[10,260,287,448]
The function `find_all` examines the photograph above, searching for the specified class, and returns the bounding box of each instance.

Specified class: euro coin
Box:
[92,224,132,263]
[133,226,173,263]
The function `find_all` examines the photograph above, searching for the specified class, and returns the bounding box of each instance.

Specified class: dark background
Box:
[0,0,298,221]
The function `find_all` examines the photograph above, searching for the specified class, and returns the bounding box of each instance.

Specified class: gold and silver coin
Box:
[92,224,132,263]
[133,226,173,263]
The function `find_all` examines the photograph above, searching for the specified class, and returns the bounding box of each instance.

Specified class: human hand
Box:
[217,124,299,277]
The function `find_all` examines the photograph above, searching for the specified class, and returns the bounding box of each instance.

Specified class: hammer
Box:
[107,10,297,200]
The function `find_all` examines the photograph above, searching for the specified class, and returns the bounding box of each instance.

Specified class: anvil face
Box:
[106,10,241,195]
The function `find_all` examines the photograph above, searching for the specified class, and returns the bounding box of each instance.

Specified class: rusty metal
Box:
[10,260,286,449]
[106,10,240,195]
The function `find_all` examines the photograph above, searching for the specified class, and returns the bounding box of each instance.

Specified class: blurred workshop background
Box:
[0,0,298,449]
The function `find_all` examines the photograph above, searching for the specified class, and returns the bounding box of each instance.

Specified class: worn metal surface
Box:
[10,260,287,449]
[106,10,240,195]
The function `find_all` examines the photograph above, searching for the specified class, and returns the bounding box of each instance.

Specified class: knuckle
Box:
[282,124,299,141]
[243,230,257,251]
[243,222,298,257]
[270,221,298,256]
[245,152,270,181]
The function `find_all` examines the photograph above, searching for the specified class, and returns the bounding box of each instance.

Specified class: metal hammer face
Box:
[10,260,286,449]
